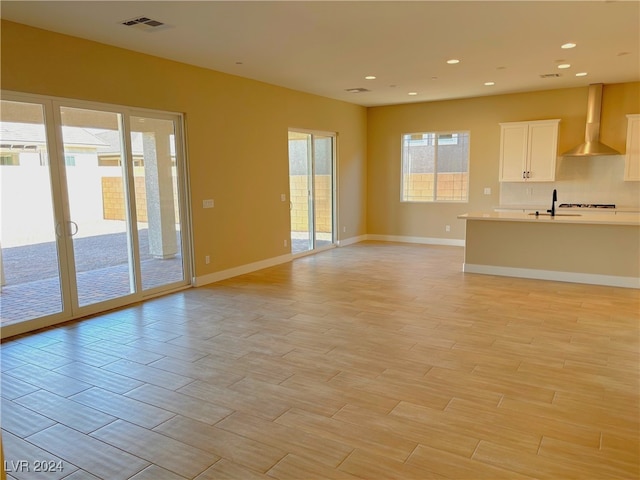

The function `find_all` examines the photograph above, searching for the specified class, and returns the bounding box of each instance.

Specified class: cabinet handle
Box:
[522,171,526,179]
[526,171,531,178]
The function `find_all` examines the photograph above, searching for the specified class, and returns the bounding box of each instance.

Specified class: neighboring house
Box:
[0,122,108,166]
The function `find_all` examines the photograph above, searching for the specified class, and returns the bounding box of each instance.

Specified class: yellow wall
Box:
[1,20,368,276]
[367,83,640,239]
[2,20,639,278]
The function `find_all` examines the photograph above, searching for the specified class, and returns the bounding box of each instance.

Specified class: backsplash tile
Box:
[500,155,640,207]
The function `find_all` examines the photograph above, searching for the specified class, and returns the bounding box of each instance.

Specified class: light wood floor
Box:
[1,241,638,479]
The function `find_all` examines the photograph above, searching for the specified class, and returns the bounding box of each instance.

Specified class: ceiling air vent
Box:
[120,16,171,32]
[539,73,562,78]
[345,88,370,93]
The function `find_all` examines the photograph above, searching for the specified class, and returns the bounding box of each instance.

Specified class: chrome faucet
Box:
[547,189,557,217]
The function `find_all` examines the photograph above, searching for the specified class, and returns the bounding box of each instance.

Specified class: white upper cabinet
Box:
[624,114,640,181]
[499,119,560,182]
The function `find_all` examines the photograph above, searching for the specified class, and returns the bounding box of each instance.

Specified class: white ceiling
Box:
[2,1,639,107]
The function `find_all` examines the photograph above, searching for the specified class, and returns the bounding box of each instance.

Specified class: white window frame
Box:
[400,130,470,203]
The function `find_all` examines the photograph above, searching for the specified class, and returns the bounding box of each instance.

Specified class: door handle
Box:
[56,221,79,237]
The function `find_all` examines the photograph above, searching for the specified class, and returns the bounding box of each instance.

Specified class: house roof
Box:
[0,122,109,148]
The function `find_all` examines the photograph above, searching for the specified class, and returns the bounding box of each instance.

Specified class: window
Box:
[401,131,469,202]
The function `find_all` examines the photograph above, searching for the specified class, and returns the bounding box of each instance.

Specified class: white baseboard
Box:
[463,263,640,289]
[337,234,368,247]
[194,253,292,287]
[366,234,465,247]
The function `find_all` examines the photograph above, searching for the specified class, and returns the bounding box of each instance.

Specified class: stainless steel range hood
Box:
[562,83,620,156]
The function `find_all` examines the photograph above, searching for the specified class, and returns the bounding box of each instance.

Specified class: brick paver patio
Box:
[1,230,333,327]
[1,230,184,326]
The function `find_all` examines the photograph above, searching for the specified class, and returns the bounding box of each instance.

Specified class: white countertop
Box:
[495,205,640,213]
[458,211,640,226]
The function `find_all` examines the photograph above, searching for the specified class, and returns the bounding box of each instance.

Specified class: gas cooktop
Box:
[558,203,616,209]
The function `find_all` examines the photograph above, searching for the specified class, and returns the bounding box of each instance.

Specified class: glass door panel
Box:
[313,135,334,249]
[1,93,191,338]
[288,130,335,255]
[288,131,313,254]
[130,115,185,291]
[59,106,135,308]
[0,100,65,326]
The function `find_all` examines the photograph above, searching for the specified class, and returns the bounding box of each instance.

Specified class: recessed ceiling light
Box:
[557,64,571,69]
[365,75,376,80]
[484,82,495,86]
[345,88,370,93]
[408,92,418,96]
[561,43,577,49]
[446,59,460,64]
[576,72,588,77]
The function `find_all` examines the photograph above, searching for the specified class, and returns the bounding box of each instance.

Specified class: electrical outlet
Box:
[343,226,346,233]
[484,187,492,195]
[281,193,286,202]
[445,225,451,232]
[205,255,210,264]
[284,239,288,247]
[203,199,214,208]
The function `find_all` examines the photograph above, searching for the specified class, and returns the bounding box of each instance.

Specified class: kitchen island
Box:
[457,211,640,288]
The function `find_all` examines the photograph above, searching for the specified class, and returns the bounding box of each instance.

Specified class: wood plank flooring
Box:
[1,241,638,479]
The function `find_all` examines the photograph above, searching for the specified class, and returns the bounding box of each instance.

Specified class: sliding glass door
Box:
[288,130,335,255]
[60,106,136,308]
[0,93,190,337]
[0,99,66,322]
[129,115,185,291]
[312,134,335,250]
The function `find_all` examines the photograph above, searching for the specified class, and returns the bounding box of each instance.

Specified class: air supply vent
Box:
[539,73,562,78]
[120,16,172,32]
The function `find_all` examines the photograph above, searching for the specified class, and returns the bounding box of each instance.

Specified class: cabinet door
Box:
[624,114,640,181]
[499,123,528,181]
[527,121,558,182]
